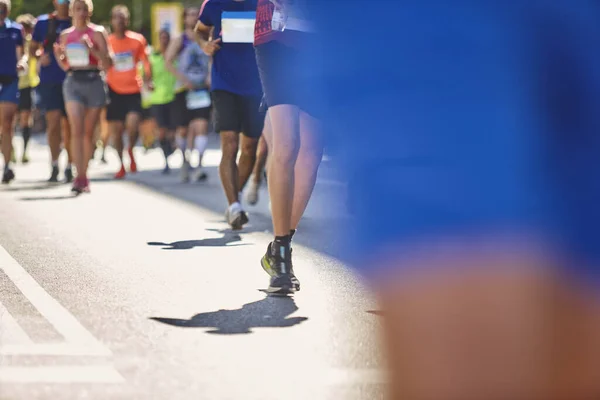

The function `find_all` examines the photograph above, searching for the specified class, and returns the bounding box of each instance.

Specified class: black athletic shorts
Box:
[152,102,174,129]
[212,90,264,138]
[255,39,319,118]
[171,91,211,128]
[141,107,152,121]
[18,87,32,111]
[106,87,142,122]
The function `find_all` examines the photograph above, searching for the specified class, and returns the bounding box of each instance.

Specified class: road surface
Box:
[0,134,384,400]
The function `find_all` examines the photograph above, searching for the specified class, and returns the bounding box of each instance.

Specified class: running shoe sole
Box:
[229,211,249,231]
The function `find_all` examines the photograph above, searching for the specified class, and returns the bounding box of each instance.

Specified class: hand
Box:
[184,80,196,90]
[202,38,221,56]
[80,34,93,49]
[17,61,27,72]
[40,53,51,66]
[146,80,155,91]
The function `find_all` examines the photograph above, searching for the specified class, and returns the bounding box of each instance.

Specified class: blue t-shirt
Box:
[312,1,600,275]
[32,14,71,84]
[0,20,23,77]
[198,0,262,96]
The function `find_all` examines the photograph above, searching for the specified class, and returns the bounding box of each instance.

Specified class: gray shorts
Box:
[63,72,107,108]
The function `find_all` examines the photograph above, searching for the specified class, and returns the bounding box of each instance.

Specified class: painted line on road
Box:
[0,300,33,346]
[0,245,111,357]
[0,366,125,383]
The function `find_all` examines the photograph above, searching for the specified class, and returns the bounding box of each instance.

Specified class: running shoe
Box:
[71,177,89,195]
[21,154,29,164]
[225,203,249,230]
[194,169,208,182]
[114,166,126,179]
[64,166,74,183]
[245,178,260,205]
[261,242,301,291]
[1,168,15,184]
[261,241,295,294]
[48,165,59,183]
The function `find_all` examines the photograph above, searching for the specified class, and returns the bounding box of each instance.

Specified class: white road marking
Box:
[0,301,33,345]
[0,366,125,383]
[0,245,110,357]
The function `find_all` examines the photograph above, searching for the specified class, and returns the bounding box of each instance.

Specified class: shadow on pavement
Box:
[2,183,62,192]
[19,194,76,201]
[131,164,350,262]
[148,232,249,250]
[150,296,308,334]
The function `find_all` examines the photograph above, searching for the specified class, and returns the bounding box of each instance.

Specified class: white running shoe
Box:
[225,202,249,230]
[245,178,260,205]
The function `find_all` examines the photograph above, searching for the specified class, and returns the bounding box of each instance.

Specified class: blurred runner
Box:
[55,0,110,194]
[253,0,321,293]
[166,6,211,183]
[317,1,600,399]
[245,100,269,205]
[15,13,39,164]
[197,0,264,230]
[106,5,150,180]
[31,0,73,183]
[149,29,176,174]
[0,0,28,184]
[139,54,156,152]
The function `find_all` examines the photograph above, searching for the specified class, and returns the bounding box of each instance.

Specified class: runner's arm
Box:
[164,35,192,88]
[139,39,152,82]
[53,32,69,71]
[91,29,113,70]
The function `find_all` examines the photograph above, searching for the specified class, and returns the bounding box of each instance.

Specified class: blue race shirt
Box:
[312,1,600,275]
[198,0,263,96]
[32,14,71,84]
[0,20,23,77]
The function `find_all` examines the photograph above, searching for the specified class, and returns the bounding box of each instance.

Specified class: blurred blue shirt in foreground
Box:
[307,1,600,278]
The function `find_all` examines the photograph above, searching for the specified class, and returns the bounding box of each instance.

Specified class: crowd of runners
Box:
[0,0,318,296]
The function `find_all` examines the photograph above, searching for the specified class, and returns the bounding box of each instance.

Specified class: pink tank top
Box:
[65,25,100,68]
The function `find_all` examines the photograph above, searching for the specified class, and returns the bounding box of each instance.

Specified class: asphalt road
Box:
[0,134,384,400]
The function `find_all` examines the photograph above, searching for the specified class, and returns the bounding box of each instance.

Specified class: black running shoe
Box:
[1,168,15,184]
[289,249,300,291]
[195,171,208,182]
[261,242,295,294]
[64,167,74,183]
[48,165,59,182]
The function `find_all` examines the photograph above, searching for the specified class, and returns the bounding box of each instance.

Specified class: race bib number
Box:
[114,52,135,72]
[221,11,256,43]
[66,43,89,67]
[186,90,211,109]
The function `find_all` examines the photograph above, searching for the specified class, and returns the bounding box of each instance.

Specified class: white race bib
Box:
[114,51,135,72]
[221,11,256,43]
[66,43,89,67]
[186,90,211,109]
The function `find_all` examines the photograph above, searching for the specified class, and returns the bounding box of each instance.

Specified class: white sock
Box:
[229,202,242,213]
[194,135,209,157]
[52,160,59,168]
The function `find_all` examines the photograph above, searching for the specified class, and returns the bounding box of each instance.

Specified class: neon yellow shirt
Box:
[19,36,40,89]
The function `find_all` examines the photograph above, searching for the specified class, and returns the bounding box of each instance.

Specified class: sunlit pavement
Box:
[0,134,384,400]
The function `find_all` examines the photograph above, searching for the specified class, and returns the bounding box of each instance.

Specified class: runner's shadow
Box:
[147,233,248,250]
[19,194,76,201]
[150,296,308,334]
[2,184,61,192]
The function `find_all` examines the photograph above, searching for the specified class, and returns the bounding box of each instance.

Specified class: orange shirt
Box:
[106,31,149,94]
